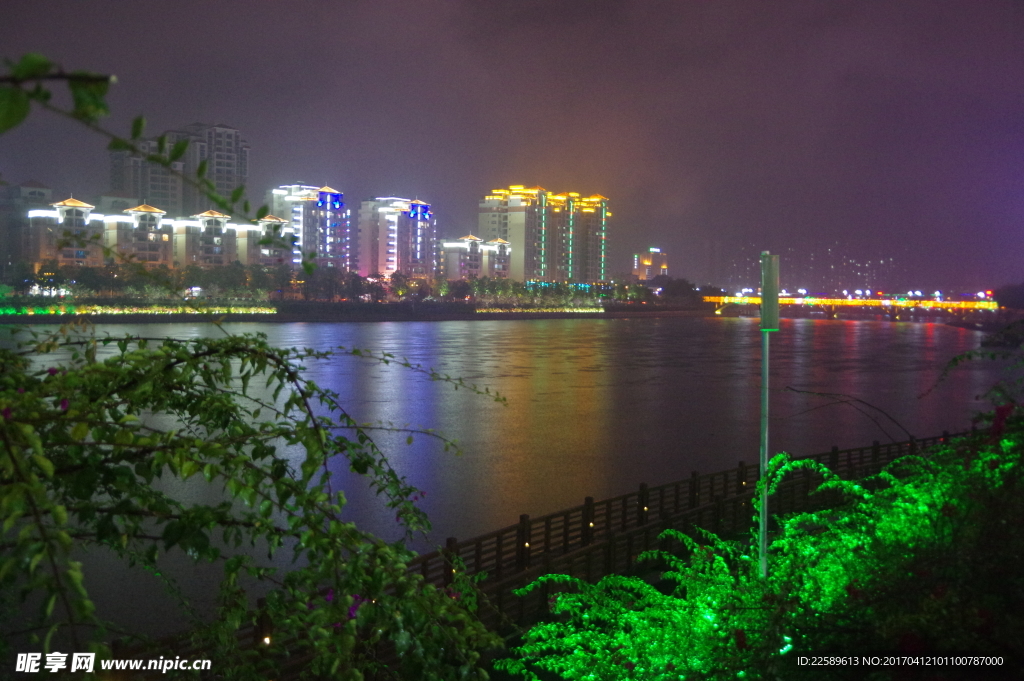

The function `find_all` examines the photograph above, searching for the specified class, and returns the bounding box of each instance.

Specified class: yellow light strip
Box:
[703,296,998,310]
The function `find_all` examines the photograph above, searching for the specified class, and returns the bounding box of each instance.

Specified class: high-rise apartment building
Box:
[633,248,668,280]
[110,123,249,217]
[356,198,437,278]
[479,185,609,283]
[439,235,510,280]
[0,180,53,279]
[266,185,354,270]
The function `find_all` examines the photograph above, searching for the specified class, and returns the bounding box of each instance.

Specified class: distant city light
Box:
[797,288,807,295]
[914,290,922,297]
[855,289,862,295]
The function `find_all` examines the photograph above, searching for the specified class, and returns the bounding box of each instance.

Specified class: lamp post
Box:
[759,251,779,579]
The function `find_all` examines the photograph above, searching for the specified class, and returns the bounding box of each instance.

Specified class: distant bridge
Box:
[703,295,998,320]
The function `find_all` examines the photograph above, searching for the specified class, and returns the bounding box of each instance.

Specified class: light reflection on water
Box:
[0,317,1003,635]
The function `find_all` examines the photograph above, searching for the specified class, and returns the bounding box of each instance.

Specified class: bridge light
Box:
[798,288,807,295]
[914,290,922,297]
[866,290,872,296]
[842,290,848,296]
[855,289,863,296]
[977,291,986,298]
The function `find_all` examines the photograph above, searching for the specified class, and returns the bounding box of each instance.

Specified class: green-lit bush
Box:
[499,426,1024,680]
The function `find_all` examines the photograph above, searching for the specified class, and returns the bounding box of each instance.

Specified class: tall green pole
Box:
[759,252,779,579]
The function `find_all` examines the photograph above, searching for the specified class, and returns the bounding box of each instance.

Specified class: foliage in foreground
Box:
[0,325,502,680]
[498,425,1024,680]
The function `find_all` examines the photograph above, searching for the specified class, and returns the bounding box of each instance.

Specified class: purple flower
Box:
[16,388,24,394]
[2,407,11,421]
[60,399,69,412]
[348,594,367,619]
[47,367,59,376]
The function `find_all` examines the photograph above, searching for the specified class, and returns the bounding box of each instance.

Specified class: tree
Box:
[449,279,471,300]
[0,330,502,679]
[388,272,411,300]
[0,53,504,678]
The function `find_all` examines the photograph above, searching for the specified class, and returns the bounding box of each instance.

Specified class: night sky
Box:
[2,0,1023,289]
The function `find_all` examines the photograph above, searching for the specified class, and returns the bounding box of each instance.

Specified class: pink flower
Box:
[1,407,11,421]
[60,399,69,411]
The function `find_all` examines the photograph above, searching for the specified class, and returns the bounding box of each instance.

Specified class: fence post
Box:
[736,461,747,495]
[443,536,458,587]
[254,597,273,647]
[690,471,699,508]
[517,514,532,570]
[637,483,649,526]
[909,437,917,457]
[582,496,595,546]
[872,440,881,465]
[829,445,839,472]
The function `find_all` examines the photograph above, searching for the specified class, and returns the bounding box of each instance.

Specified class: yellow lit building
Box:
[478,185,609,283]
[633,247,668,280]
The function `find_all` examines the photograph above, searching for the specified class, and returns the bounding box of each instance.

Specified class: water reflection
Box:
[0,317,1002,547]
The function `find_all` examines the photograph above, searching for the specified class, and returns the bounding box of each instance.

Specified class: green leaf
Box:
[230,185,245,204]
[196,159,208,179]
[130,115,146,140]
[168,139,189,162]
[157,134,167,155]
[32,454,54,478]
[68,73,111,122]
[0,87,31,134]
[71,422,89,441]
[12,53,53,80]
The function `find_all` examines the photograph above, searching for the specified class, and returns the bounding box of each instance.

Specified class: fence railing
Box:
[121,428,974,676]
[432,429,970,630]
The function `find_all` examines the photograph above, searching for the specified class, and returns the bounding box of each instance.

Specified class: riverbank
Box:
[0,304,714,324]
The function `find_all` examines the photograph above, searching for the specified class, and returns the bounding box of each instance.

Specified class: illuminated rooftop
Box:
[125,204,165,214]
[193,210,231,218]
[52,197,94,209]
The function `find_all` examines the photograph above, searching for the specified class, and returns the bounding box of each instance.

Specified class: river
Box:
[1,316,1006,636]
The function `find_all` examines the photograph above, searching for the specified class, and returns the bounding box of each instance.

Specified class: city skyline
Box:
[2,1,1023,289]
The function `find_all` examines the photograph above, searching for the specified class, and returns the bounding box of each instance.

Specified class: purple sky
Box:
[2,0,1023,289]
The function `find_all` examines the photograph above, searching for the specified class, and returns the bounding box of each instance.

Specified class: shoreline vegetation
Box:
[0,300,716,324]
